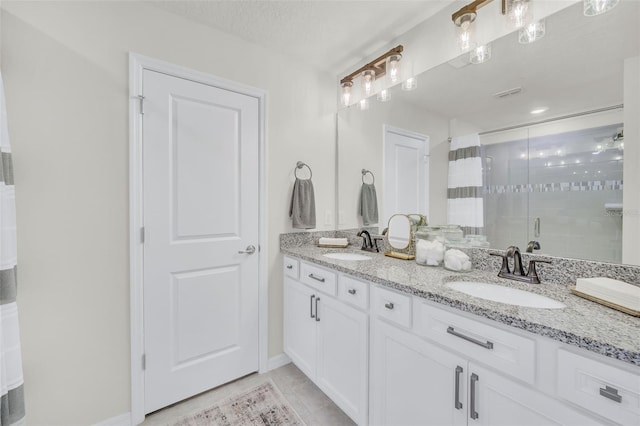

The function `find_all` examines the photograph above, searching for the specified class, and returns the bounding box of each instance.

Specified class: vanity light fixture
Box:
[340,81,353,107]
[583,0,619,16]
[361,69,376,98]
[401,76,417,91]
[452,0,505,51]
[519,19,545,44]
[377,89,391,102]
[470,44,492,64]
[339,45,404,106]
[506,0,531,28]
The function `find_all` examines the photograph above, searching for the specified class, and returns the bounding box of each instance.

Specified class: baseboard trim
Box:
[267,353,291,371]
[93,412,132,426]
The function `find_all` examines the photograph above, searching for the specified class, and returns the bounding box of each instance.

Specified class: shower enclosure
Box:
[482,123,624,263]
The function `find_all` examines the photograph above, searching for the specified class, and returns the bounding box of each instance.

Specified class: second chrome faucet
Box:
[490,245,550,284]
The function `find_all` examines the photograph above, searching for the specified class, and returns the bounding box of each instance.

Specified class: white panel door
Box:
[383,126,429,226]
[142,70,259,413]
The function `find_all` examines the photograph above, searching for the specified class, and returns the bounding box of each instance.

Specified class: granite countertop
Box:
[282,244,640,367]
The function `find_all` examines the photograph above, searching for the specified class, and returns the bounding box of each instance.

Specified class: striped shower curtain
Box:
[447,134,484,235]
[0,73,26,425]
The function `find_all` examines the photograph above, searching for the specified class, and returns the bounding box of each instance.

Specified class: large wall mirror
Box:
[337,1,639,265]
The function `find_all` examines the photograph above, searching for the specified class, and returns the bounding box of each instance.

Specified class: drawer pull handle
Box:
[470,373,479,420]
[599,386,622,403]
[384,302,395,310]
[454,366,463,410]
[310,295,315,319]
[315,297,321,322]
[309,273,325,283]
[348,288,357,295]
[447,326,494,350]
[286,265,293,269]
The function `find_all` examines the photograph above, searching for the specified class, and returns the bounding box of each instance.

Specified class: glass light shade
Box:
[340,81,353,106]
[507,0,531,28]
[361,69,376,97]
[470,44,491,64]
[358,98,370,111]
[401,77,417,91]
[583,0,619,16]
[456,20,475,52]
[519,20,545,44]
[377,89,391,102]
[386,54,402,84]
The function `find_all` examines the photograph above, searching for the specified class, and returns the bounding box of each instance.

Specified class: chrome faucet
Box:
[526,240,540,253]
[357,230,381,252]
[490,245,551,284]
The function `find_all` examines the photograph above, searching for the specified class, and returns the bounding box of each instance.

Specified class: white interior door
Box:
[383,126,430,226]
[142,69,260,413]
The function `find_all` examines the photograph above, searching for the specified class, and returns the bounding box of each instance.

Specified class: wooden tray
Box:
[384,251,415,260]
[569,286,640,317]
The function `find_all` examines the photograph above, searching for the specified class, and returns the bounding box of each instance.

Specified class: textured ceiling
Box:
[152,0,454,74]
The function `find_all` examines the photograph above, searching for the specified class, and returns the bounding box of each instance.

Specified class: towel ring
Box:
[295,161,312,179]
[362,169,375,185]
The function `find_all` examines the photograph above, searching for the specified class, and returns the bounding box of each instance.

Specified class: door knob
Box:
[238,245,256,254]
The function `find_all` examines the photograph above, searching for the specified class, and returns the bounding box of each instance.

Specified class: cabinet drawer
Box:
[338,275,369,310]
[300,262,337,296]
[372,286,412,328]
[557,349,640,425]
[283,256,299,279]
[414,301,536,384]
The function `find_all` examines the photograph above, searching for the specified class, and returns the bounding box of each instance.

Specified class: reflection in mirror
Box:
[387,214,413,250]
[337,1,639,265]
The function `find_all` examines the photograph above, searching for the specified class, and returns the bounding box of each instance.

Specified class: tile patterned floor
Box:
[142,363,355,426]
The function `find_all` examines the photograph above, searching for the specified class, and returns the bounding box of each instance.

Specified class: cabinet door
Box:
[283,277,317,379]
[469,364,604,426]
[370,319,467,426]
[316,295,368,425]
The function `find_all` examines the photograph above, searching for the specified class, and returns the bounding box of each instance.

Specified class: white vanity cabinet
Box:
[283,259,369,425]
[283,255,638,426]
[370,294,606,426]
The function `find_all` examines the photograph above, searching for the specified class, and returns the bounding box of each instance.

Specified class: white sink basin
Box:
[323,252,372,261]
[446,281,566,309]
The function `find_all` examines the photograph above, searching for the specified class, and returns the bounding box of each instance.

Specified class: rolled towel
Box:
[444,248,472,272]
[318,237,349,247]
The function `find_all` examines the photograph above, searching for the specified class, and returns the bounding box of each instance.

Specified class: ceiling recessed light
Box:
[530,107,548,114]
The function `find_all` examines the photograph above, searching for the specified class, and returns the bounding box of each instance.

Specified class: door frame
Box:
[128,53,268,424]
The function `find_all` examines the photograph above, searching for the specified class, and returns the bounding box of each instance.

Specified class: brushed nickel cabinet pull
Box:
[454,366,463,410]
[470,373,479,420]
[447,326,494,350]
[599,386,622,403]
[309,273,325,283]
[348,288,357,295]
[384,302,394,310]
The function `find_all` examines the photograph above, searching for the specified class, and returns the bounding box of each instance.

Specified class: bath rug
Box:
[172,379,305,426]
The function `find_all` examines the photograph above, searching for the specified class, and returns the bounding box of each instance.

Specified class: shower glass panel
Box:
[483,136,529,251]
[482,123,623,261]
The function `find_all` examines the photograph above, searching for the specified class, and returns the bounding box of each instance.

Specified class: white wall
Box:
[0,1,335,424]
